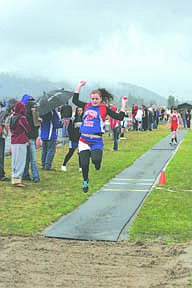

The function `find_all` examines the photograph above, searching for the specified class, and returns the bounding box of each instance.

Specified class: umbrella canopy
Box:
[35,88,73,116]
[7,98,18,109]
[0,98,17,124]
[0,110,8,124]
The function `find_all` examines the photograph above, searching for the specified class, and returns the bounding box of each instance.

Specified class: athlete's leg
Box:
[170,130,177,145]
[174,131,178,144]
[63,148,75,166]
[79,150,90,180]
[91,149,103,170]
[170,128,174,144]
[79,150,90,192]
[78,152,81,169]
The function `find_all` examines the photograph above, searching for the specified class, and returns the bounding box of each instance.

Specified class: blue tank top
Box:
[80,104,106,134]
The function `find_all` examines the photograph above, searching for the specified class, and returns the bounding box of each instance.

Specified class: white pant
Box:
[12,144,27,179]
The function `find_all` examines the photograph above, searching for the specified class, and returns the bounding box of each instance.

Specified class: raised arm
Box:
[72,80,87,108]
[106,96,128,120]
[120,96,128,112]
[106,107,125,120]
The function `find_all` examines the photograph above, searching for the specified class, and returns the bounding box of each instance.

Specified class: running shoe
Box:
[61,166,67,172]
[83,180,89,193]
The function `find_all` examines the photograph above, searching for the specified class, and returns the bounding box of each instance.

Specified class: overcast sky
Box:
[1,0,192,99]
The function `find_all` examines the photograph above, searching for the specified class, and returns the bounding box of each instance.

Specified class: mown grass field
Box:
[0,125,169,236]
[129,129,192,243]
[2,125,192,243]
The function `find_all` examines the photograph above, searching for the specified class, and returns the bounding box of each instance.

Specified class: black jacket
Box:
[68,116,82,142]
[26,101,39,139]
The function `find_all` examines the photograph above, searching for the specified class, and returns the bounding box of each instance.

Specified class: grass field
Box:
[129,129,192,243]
[1,125,191,243]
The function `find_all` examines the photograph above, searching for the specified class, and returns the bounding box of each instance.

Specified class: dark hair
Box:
[75,106,83,119]
[90,88,114,105]
[98,88,114,104]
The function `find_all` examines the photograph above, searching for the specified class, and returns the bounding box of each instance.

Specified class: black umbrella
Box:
[7,98,18,111]
[0,98,18,124]
[35,88,73,116]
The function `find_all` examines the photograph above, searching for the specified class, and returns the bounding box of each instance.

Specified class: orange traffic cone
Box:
[36,137,41,147]
[159,171,166,185]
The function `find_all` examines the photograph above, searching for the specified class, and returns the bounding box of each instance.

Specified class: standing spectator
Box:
[105,116,111,136]
[0,101,10,181]
[156,108,160,128]
[10,102,30,187]
[60,103,72,138]
[166,108,171,122]
[135,107,143,131]
[186,110,191,128]
[148,106,153,131]
[21,94,40,182]
[109,105,120,151]
[61,106,83,172]
[160,108,165,121]
[181,111,186,128]
[40,109,63,170]
[142,105,148,131]
[132,104,138,131]
[153,108,157,129]
[119,112,128,138]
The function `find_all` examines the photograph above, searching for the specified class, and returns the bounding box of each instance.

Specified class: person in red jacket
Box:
[10,101,30,187]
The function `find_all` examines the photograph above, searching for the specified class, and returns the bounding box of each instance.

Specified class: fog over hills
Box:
[0,73,167,107]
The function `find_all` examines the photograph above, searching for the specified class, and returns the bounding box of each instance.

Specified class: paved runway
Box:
[43,130,187,241]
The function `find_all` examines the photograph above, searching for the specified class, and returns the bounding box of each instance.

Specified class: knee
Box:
[92,159,101,170]
[95,163,101,170]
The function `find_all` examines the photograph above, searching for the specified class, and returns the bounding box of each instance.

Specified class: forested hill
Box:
[77,80,167,106]
[0,73,72,100]
[0,73,167,106]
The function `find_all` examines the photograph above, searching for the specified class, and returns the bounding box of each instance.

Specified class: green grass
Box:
[0,125,169,235]
[129,130,192,243]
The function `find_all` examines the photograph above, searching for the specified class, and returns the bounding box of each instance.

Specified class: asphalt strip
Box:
[43,130,187,241]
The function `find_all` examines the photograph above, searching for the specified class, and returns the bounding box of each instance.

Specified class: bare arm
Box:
[74,80,87,93]
[72,80,87,108]
[120,96,128,112]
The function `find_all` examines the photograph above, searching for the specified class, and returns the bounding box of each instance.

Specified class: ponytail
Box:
[98,88,114,104]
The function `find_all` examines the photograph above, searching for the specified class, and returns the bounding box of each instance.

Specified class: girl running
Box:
[72,80,127,193]
[61,106,83,172]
